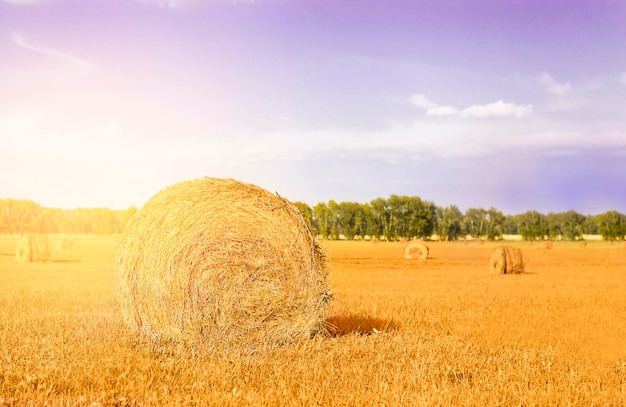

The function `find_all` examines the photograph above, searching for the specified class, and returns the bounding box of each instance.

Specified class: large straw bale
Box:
[490,246,525,274]
[16,233,50,263]
[116,178,331,351]
[404,240,429,260]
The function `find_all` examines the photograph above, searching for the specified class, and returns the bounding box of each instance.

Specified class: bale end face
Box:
[490,246,524,274]
[404,240,429,260]
[115,177,331,351]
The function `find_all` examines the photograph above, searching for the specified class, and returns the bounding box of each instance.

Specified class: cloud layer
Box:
[537,72,572,96]
[410,94,532,119]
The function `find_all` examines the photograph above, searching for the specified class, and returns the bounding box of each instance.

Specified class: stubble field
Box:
[0,235,625,406]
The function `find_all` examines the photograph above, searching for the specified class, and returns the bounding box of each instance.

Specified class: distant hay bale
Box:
[404,240,429,260]
[15,233,50,263]
[115,177,331,351]
[57,235,77,251]
[544,241,554,250]
[579,241,587,248]
[490,246,524,274]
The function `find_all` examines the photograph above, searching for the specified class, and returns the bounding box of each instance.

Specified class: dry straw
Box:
[490,246,525,274]
[404,240,429,260]
[116,178,331,351]
[16,233,50,263]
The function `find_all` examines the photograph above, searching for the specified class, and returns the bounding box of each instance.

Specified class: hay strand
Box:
[490,246,524,274]
[116,178,331,351]
[16,233,50,263]
[404,240,429,260]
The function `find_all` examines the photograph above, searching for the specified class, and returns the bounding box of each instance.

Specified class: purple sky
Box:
[1,0,625,215]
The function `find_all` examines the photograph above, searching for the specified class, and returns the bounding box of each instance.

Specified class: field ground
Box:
[0,235,625,406]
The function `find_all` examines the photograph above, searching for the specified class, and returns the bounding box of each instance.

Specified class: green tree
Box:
[485,207,505,240]
[436,205,463,241]
[337,201,362,239]
[503,214,518,234]
[313,202,330,239]
[596,210,626,241]
[463,208,487,239]
[584,215,598,235]
[546,212,563,240]
[327,200,341,239]
[369,197,390,239]
[516,210,548,241]
[560,210,586,240]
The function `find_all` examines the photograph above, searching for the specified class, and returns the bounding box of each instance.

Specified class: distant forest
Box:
[294,196,626,241]
[0,199,137,236]
[1,196,625,241]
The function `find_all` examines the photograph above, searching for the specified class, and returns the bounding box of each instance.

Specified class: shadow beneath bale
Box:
[325,313,399,337]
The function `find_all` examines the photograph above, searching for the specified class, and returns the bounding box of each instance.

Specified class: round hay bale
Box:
[116,178,331,350]
[404,240,429,260]
[57,235,77,251]
[490,246,524,274]
[578,241,587,248]
[16,233,50,263]
[544,240,554,250]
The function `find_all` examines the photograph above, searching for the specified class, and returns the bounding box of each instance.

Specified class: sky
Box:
[1,0,625,215]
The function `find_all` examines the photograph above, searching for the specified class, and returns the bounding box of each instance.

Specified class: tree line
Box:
[294,195,626,241]
[2,196,625,241]
[0,199,137,235]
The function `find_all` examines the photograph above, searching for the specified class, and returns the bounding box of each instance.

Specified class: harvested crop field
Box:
[1,235,625,406]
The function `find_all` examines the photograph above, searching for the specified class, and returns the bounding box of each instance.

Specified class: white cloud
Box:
[12,33,96,72]
[426,106,459,117]
[538,72,571,96]
[462,100,533,119]
[409,94,458,117]
[411,94,531,119]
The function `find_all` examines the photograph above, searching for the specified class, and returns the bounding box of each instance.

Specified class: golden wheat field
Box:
[0,235,625,406]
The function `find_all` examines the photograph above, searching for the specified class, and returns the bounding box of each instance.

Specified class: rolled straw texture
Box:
[115,178,330,350]
[15,233,50,263]
[404,240,429,260]
[490,246,525,274]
